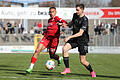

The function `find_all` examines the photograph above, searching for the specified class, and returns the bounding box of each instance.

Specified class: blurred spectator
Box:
[61,27,66,33]
[18,23,24,34]
[68,28,72,34]
[30,27,34,42]
[93,22,119,36]
[7,21,12,34]
[4,26,9,34]
[104,22,110,35]
[11,21,15,34]
[3,26,9,41]
[34,25,39,34]
[99,22,105,35]
[34,22,37,27]
[38,22,42,34]
[0,21,4,34]
[110,23,116,35]
[94,25,101,35]
[114,24,118,34]
[14,22,18,34]
[94,25,98,35]
[23,29,28,42]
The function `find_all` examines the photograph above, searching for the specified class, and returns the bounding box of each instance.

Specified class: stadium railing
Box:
[0,33,120,46]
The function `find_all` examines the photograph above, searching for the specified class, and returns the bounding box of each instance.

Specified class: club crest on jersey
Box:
[84,46,88,51]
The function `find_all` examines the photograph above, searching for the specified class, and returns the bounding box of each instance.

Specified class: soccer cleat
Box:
[61,68,71,74]
[58,56,63,66]
[91,71,96,77]
[26,68,32,74]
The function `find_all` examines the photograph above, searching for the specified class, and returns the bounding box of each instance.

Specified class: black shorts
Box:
[66,38,88,55]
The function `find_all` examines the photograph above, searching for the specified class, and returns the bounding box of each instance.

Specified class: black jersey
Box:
[72,13,89,44]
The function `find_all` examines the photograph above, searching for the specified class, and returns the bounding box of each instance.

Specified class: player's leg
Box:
[26,37,49,74]
[26,43,46,74]
[49,49,63,66]
[78,45,96,77]
[61,43,72,74]
[80,55,96,77]
[49,38,63,66]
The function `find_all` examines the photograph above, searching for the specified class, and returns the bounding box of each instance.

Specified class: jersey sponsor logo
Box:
[48,23,53,26]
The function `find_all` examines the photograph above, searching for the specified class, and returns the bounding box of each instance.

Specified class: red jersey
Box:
[45,16,66,37]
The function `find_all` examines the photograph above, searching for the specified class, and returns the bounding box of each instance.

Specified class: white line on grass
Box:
[0,76,84,80]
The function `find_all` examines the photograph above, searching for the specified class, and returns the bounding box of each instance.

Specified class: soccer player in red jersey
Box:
[26,7,67,73]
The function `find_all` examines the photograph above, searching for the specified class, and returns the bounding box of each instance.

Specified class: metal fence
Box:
[0,33,120,46]
[89,34,120,46]
[0,34,34,45]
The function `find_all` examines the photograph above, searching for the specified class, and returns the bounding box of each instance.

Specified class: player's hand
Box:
[64,37,70,42]
[57,22,63,26]
[63,23,67,28]
[60,31,64,34]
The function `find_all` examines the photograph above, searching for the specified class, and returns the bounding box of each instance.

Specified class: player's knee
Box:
[80,59,86,65]
[62,46,68,53]
[35,48,42,54]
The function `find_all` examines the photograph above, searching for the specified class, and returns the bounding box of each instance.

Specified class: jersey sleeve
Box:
[72,13,77,22]
[55,16,67,24]
[80,17,88,31]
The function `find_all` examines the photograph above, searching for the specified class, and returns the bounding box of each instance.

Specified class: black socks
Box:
[63,57,93,72]
[85,64,93,72]
[50,54,59,60]
[63,57,69,68]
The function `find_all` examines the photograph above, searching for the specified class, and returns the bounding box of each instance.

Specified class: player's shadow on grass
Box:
[0,65,14,67]
[36,71,120,79]
[68,73,120,79]
[35,71,91,77]
[1,69,120,79]
[0,68,26,75]
[96,74,120,79]
[0,68,24,72]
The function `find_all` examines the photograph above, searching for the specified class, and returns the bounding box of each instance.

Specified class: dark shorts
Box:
[66,38,88,55]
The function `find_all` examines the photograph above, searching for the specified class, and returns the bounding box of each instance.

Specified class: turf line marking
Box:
[0,76,83,80]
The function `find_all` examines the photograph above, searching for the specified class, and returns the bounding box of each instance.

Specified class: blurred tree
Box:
[64,0,108,7]
[109,0,120,26]
[64,0,74,7]
[109,0,120,7]
[39,1,56,7]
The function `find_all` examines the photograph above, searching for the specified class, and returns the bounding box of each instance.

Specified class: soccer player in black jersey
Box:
[61,4,96,77]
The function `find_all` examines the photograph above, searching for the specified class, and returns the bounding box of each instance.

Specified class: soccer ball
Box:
[45,60,55,70]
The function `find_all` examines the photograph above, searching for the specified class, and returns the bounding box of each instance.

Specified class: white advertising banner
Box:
[0,46,34,53]
[89,46,120,54]
[0,7,120,19]
[0,46,120,54]
[0,7,75,19]
[0,7,50,19]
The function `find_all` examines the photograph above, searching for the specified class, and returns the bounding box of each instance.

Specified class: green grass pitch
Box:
[0,53,120,80]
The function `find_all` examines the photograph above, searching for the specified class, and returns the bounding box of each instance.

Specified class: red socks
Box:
[31,57,37,64]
